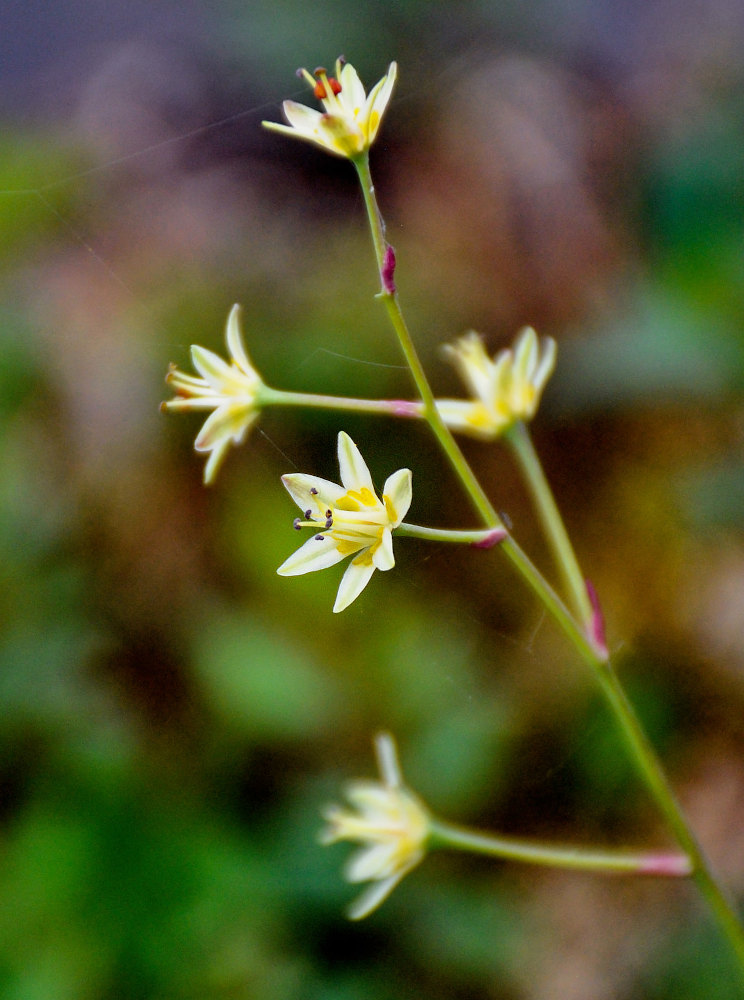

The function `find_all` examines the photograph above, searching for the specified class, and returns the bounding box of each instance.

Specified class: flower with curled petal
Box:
[162,304,266,484]
[263,58,397,159]
[277,432,412,613]
[436,327,557,439]
[320,732,430,920]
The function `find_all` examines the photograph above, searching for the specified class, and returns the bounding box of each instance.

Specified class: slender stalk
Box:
[352,151,744,977]
[429,818,691,876]
[397,522,505,546]
[505,421,593,626]
[260,385,423,418]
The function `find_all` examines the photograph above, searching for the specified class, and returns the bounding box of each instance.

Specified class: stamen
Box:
[293,517,302,530]
[325,509,332,518]
[310,488,319,495]
[305,509,313,519]
[315,534,325,541]
[325,517,333,529]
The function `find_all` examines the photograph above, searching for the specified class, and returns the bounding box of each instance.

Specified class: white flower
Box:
[263,58,397,159]
[436,327,557,439]
[320,733,430,920]
[277,432,411,613]
[162,304,265,484]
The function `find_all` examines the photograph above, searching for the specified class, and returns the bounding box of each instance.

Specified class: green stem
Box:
[397,522,505,546]
[352,152,744,977]
[505,421,593,625]
[260,385,422,418]
[429,818,691,876]
[591,657,744,969]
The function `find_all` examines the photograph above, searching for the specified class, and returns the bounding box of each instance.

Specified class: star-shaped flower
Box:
[436,327,557,439]
[263,58,397,159]
[277,432,412,612]
[162,304,265,484]
[320,732,431,920]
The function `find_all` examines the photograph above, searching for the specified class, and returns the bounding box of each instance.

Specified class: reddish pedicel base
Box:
[638,852,693,877]
[585,579,608,657]
[391,400,421,417]
[381,245,397,294]
[471,528,507,550]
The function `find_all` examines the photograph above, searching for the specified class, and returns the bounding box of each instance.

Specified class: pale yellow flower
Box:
[263,58,397,159]
[320,733,430,920]
[277,432,412,613]
[437,327,557,438]
[162,305,265,484]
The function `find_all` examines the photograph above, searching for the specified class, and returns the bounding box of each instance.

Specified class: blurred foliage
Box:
[2,0,744,997]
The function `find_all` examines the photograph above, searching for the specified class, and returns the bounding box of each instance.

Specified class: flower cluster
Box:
[437,327,557,439]
[263,58,397,159]
[277,432,412,612]
[162,305,265,484]
[320,732,430,919]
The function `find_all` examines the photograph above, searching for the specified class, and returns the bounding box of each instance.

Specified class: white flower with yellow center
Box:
[320,732,430,920]
[263,58,397,159]
[162,304,265,484]
[437,327,557,439]
[277,432,411,613]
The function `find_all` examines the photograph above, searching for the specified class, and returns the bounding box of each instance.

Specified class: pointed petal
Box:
[513,326,538,382]
[281,473,345,514]
[434,399,499,438]
[202,438,232,485]
[190,345,236,390]
[374,732,402,788]
[337,432,375,492]
[333,559,376,612]
[225,303,256,377]
[338,61,366,115]
[194,402,256,450]
[346,843,397,882]
[277,534,349,577]
[372,528,395,571]
[382,468,412,524]
[533,337,557,391]
[280,100,324,132]
[346,873,406,921]
[364,63,397,142]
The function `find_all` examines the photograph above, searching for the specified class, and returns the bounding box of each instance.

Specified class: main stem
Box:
[353,152,744,976]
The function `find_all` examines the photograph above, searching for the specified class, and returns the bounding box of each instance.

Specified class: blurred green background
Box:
[2,0,744,997]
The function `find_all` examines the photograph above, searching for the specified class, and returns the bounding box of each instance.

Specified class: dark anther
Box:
[314,534,325,541]
[325,509,332,518]
[325,517,333,529]
[305,509,313,519]
[293,517,302,530]
[337,54,346,66]
[313,66,327,77]
[295,68,305,79]
[310,487,318,495]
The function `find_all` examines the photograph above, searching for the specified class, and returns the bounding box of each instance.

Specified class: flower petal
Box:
[345,842,398,882]
[434,399,502,438]
[346,872,407,921]
[225,303,255,376]
[277,534,349,577]
[202,436,233,486]
[337,432,375,492]
[372,527,395,571]
[382,468,412,525]
[374,732,402,787]
[333,558,376,612]
[190,345,236,390]
[281,473,346,514]
[280,100,324,132]
[194,402,258,451]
